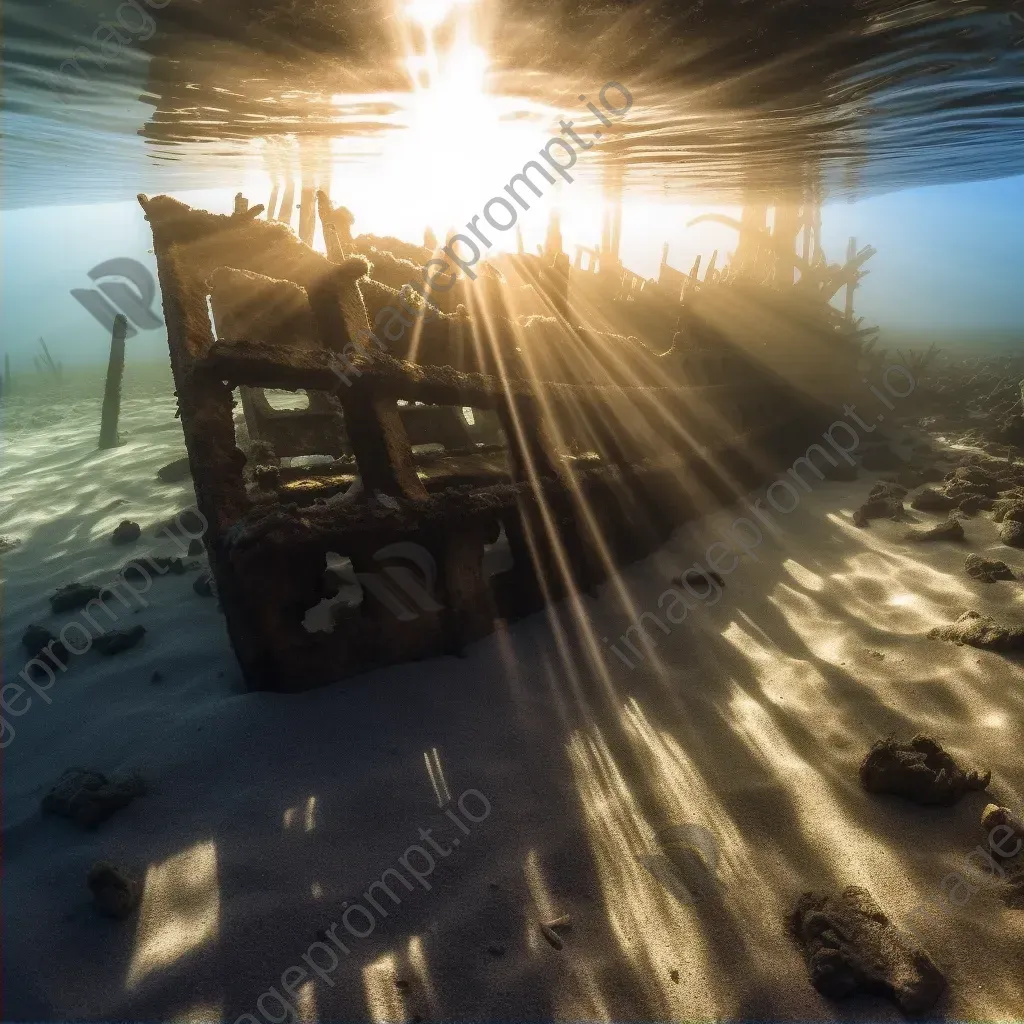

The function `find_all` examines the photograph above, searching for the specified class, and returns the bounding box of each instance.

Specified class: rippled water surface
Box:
[5,0,1024,208]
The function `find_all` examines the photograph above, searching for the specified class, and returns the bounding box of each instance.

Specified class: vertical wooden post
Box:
[497,395,562,484]
[266,182,280,221]
[298,180,316,246]
[544,209,563,256]
[338,388,429,501]
[277,176,295,226]
[704,250,718,282]
[845,236,857,320]
[549,253,570,321]
[99,314,128,449]
[773,202,801,285]
[736,198,767,276]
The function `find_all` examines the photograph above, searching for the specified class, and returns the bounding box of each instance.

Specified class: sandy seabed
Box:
[2,365,1023,1022]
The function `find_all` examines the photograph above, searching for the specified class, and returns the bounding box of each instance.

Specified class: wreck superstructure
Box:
[141,189,869,691]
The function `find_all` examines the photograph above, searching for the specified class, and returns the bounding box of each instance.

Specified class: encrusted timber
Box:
[239,386,348,458]
[194,339,792,465]
[141,193,831,689]
[139,193,428,503]
[222,464,685,691]
[222,397,820,693]
[140,209,264,675]
[137,195,428,671]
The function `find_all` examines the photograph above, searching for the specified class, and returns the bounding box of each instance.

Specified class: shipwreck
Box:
[139,188,871,690]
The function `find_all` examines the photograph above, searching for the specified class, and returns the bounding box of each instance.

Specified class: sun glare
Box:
[382,0,556,234]
[405,0,473,31]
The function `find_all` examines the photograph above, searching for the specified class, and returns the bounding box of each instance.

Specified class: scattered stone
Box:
[869,481,908,500]
[956,494,995,515]
[945,480,998,503]
[930,610,1024,651]
[859,735,989,805]
[111,520,141,545]
[1000,520,1024,548]
[487,943,506,957]
[192,571,215,597]
[157,456,191,483]
[996,476,1024,492]
[903,517,965,542]
[965,554,1015,583]
[0,535,21,553]
[992,499,1024,524]
[50,582,102,613]
[188,538,204,556]
[150,670,163,683]
[994,412,1024,447]
[93,625,146,655]
[981,804,1024,860]
[789,885,945,1015]
[88,862,141,919]
[670,969,680,984]
[853,496,904,528]
[949,464,999,488]
[150,554,187,574]
[909,488,954,512]
[41,768,146,827]
[22,623,67,663]
[121,555,186,583]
